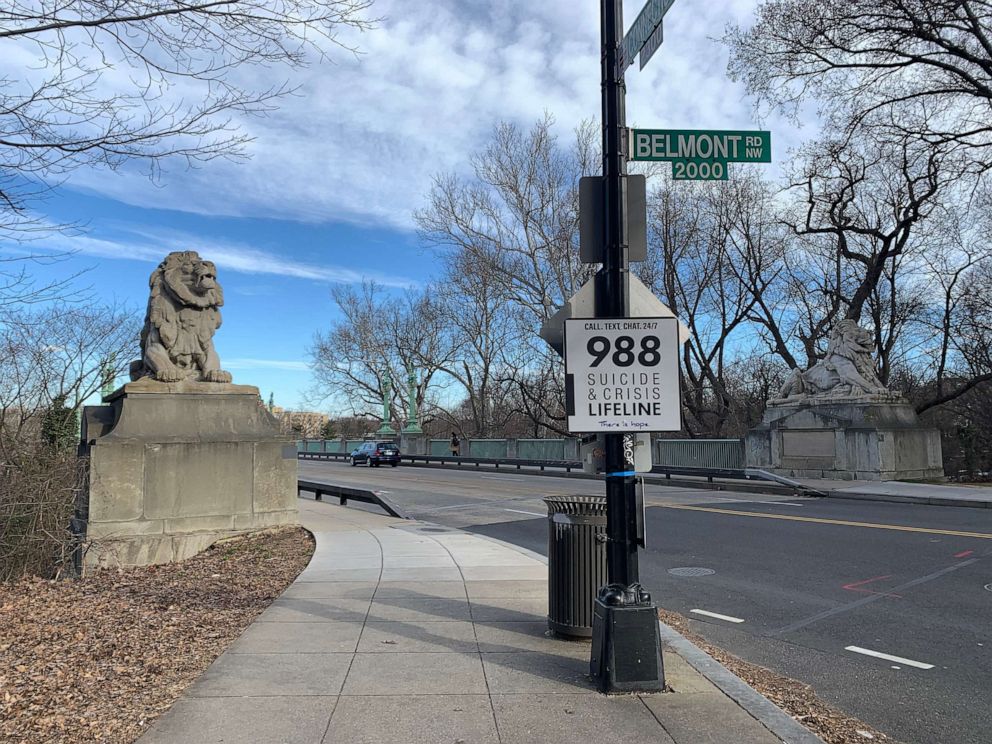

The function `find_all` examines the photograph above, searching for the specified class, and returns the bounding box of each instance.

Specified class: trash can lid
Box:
[542,494,607,515]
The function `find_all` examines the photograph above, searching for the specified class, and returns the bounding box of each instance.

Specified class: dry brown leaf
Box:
[0,526,313,744]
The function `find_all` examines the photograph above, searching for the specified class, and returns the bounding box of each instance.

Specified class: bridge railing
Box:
[654,438,744,469]
[298,450,582,472]
[297,437,745,469]
[297,448,821,496]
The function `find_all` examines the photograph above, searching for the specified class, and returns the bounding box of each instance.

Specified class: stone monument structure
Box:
[746,320,942,480]
[80,251,297,569]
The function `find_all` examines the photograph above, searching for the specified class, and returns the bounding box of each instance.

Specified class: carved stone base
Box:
[399,432,427,455]
[746,399,943,481]
[80,380,298,569]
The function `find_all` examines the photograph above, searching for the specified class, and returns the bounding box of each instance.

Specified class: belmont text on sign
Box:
[564,317,681,433]
[628,128,771,180]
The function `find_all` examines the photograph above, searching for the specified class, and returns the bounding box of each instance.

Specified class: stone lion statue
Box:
[129,251,232,383]
[778,319,890,401]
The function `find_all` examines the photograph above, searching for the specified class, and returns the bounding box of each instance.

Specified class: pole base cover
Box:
[590,596,665,693]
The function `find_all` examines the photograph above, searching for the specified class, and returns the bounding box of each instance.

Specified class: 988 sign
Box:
[564,317,681,433]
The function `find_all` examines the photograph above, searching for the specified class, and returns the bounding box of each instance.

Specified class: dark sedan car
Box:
[350,441,401,467]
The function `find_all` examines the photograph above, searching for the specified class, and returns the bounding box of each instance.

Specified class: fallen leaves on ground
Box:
[658,608,898,744]
[0,527,314,744]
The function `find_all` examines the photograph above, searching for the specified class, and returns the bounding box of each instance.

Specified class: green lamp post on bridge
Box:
[376,372,397,435]
[403,366,422,434]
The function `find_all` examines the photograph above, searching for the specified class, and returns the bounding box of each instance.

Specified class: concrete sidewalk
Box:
[140,499,820,744]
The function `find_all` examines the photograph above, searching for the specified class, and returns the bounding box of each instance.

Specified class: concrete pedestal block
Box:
[746,399,943,481]
[399,432,427,456]
[80,379,298,569]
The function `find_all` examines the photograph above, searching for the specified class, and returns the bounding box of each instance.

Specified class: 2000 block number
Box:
[586,335,661,367]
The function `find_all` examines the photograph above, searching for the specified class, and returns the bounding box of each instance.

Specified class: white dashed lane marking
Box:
[503,508,545,517]
[844,646,934,670]
[690,609,745,624]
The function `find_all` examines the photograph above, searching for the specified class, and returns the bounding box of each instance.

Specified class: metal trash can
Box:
[544,495,607,638]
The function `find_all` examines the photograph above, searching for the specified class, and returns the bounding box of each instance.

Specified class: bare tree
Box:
[0,300,138,578]
[769,133,953,382]
[640,174,780,436]
[913,227,992,413]
[726,1,992,170]
[0,301,137,455]
[0,0,375,234]
[415,116,600,433]
[416,115,597,327]
[308,282,448,429]
[429,252,523,437]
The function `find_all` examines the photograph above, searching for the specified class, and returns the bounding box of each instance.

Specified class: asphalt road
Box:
[298,460,992,744]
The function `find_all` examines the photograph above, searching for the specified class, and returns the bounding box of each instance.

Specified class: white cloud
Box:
[44,1,811,228]
[32,228,418,288]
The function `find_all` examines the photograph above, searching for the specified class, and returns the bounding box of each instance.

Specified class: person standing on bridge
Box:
[450,432,461,457]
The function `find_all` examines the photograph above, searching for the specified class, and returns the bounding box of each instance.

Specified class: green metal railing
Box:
[297,437,745,469]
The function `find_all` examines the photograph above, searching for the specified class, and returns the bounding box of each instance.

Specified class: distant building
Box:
[271,408,329,439]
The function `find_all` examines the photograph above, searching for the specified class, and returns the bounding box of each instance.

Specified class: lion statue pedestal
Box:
[746,321,942,481]
[79,252,298,569]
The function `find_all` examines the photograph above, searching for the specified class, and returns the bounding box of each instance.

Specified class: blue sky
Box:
[4,0,808,411]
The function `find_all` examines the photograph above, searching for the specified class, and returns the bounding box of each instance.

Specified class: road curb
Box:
[656,622,824,744]
[823,488,992,509]
[462,524,824,744]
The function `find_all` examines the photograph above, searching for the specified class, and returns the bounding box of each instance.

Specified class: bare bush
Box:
[0,299,137,579]
[0,439,85,581]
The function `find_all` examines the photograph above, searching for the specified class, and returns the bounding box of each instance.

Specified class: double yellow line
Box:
[662,503,992,540]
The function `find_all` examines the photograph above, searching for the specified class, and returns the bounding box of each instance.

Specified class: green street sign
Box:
[627,128,771,181]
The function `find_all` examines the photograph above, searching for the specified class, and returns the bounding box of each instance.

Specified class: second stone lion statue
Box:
[777,319,890,401]
[130,251,233,383]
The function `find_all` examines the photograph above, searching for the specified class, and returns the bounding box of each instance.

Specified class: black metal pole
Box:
[599,0,638,589]
[589,0,664,694]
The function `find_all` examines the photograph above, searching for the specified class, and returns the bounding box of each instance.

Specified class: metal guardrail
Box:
[651,464,755,482]
[299,452,351,462]
[651,465,824,495]
[297,479,408,519]
[403,454,581,472]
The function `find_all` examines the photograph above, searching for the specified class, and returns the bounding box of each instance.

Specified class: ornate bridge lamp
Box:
[376,372,397,435]
[403,366,422,434]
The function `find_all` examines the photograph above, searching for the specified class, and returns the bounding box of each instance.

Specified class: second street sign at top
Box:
[620,0,675,71]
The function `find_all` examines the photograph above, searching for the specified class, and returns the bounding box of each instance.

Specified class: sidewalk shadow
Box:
[279,591,595,690]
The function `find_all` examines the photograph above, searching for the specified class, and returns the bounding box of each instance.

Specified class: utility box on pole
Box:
[579,175,647,264]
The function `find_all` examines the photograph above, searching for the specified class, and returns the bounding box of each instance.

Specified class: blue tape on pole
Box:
[607,471,637,477]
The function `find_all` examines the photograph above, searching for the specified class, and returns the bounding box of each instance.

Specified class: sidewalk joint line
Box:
[638,694,677,742]
[418,524,504,743]
[321,525,384,741]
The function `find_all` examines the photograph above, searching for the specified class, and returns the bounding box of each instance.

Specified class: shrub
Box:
[0,440,85,581]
